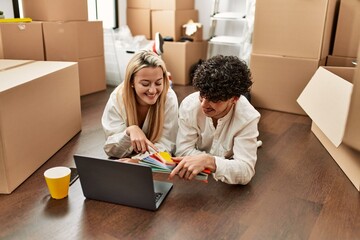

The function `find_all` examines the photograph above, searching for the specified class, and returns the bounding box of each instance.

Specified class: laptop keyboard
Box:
[155,192,163,203]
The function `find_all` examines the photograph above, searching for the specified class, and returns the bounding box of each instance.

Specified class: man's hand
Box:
[169,154,216,180]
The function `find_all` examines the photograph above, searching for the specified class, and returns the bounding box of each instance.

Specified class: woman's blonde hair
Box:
[119,50,170,142]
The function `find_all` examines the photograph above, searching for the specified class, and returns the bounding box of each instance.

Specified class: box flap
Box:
[297,67,353,147]
[0,61,77,92]
[0,60,34,71]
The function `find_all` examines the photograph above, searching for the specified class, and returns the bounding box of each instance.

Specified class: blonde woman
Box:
[102,50,178,160]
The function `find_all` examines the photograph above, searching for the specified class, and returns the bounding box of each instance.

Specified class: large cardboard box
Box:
[326,55,358,68]
[162,41,207,85]
[297,66,360,191]
[127,8,151,39]
[127,0,150,9]
[78,56,106,96]
[152,10,198,41]
[0,22,44,60]
[332,0,360,58]
[22,0,88,21]
[252,0,338,59]
[0,60,82,194]
[43,21,104,61]
[151,0,195,10]
[250,53,324,115]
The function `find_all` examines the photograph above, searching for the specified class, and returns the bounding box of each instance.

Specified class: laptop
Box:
[73,154,173,211]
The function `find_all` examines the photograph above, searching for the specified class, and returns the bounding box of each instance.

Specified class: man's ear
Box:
[233,96,239,102]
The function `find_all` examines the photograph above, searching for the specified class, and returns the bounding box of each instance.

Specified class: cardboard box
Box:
[252,0,338,59]
[0,60,82,194]
[43,21,104,61]
[250,53,325,115]
[162,41,207,85]
[343,49,360,150]
[326,55,358,67]
[0,22,44,60]
[332,0,360,58]
[127,0,150,9]
[78,56,106,96]
[297,66,360,191]
[127,8,151,39]
[311,122,360,191]
[322,66,356,82]
[152,9,198,41]
[151,0,195,10]
[22,0,88,21]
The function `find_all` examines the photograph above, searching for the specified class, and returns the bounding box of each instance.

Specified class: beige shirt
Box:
[176,91,260,184]
[102,84,179,158]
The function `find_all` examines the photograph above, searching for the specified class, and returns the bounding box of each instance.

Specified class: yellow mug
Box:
[44,166,71,199]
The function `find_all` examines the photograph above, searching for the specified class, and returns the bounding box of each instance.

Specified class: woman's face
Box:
[133,67,164,106]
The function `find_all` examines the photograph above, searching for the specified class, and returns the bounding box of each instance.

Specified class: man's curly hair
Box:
[192,55,253,102]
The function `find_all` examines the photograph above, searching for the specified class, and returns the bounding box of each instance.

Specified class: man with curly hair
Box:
[169,55,261,184]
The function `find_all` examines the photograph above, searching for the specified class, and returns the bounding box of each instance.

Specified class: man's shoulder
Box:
[234,96,261,120]
[181,92,199,106]
[180,92,199,109]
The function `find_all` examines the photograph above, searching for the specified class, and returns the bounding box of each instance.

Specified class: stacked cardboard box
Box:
[127,0,198,41]
[0,59,82,193]
[326,0,359,67]
[0,21,45,60]
[20,0,106,96]
[126,0,152,39]
[250,0,339,115]
[162,41,207,85]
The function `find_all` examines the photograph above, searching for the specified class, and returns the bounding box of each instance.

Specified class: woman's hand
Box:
[117,158,140,163]
[126,125,157,154]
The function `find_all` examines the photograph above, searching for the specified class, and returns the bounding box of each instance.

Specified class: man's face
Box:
[199,95,238,120]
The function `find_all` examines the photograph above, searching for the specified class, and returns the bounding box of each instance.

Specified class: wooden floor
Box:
[1,85,359,239]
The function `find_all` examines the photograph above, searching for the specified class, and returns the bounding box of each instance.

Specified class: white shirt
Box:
[102,84,179,158]
[175,91,261,184]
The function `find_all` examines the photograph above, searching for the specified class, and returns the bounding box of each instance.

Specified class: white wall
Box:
[0,0,14,18]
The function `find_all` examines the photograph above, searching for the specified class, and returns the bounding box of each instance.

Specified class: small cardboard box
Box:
[326,55,358,68]
[252,0,338,59]
[162,41,207,85]
[250,53,325,115]
[151,9,198,41]
[297,66,360,191]
[43,21,104,61]
[332,0,360,58]
[0,22,45,60]
[22,0,88,21]
[151,0,195,10]
[127,0,150,9]
[127,8,151,39]
[0,60,82,194]
[78,56,106,96]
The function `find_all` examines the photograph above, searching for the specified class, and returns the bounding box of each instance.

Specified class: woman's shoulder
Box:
[166,87,177,98]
